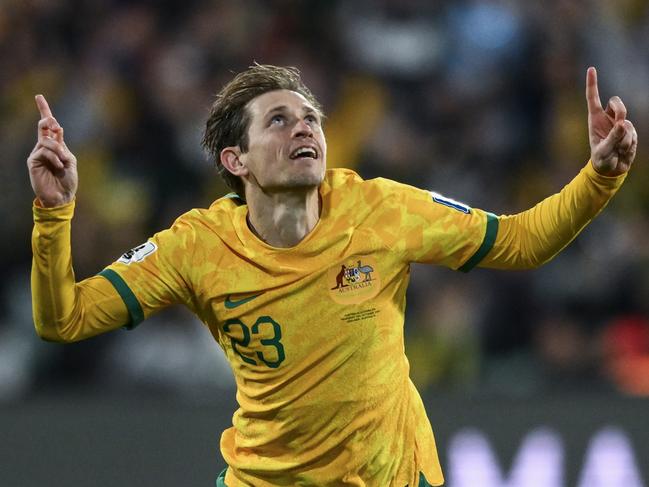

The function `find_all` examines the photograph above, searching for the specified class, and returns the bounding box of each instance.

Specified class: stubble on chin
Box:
[281,162,325,189]
[281,172,323,191]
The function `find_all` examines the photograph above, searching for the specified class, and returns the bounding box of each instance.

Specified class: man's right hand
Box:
[27,95,78,207]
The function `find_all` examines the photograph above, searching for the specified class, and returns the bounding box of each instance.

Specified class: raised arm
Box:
[480,67,637,270]
[29,95,129,342]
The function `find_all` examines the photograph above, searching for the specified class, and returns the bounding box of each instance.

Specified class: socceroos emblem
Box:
[328,257,381,304]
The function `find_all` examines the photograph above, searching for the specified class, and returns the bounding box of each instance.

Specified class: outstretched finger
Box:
[585,67,603,115]
[35,94,53,119]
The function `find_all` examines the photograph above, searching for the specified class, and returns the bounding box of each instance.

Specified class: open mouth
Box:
[289,146,318,159]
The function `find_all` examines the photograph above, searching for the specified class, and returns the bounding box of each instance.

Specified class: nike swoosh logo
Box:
[224,293,262,309]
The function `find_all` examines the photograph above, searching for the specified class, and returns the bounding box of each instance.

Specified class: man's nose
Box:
[292,119,313,138]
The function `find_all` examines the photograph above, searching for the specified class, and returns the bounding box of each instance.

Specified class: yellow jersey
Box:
[32,162,626,486]
[99,168,495,486]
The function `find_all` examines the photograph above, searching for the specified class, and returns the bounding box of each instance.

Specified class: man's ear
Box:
[220,147,249,176]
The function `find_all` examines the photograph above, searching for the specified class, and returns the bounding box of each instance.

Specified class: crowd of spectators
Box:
[2,0,649,403]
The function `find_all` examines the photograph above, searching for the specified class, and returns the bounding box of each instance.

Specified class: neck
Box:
[246,187,321,248]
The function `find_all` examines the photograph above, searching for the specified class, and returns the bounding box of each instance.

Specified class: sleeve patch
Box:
[117,241,157,265]
[429,191,472,214]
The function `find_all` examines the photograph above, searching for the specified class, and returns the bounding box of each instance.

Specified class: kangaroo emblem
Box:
[331,265,349,290]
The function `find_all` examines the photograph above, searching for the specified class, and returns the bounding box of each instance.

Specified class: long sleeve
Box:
[480,161,627,270]
[31,200,129,342]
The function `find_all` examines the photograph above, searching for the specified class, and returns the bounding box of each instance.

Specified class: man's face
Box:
[239,89,327,193]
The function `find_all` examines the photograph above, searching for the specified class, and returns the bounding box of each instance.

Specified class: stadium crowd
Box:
[2,0,649,402]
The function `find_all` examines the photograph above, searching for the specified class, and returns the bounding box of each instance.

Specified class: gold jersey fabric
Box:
[101,168,495,487]
[31,162,626,487]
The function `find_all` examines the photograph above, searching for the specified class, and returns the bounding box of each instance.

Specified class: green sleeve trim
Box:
[418,471,433,487]
[458,213,499,273]
[216,467,227,487]
[98,269,144,329]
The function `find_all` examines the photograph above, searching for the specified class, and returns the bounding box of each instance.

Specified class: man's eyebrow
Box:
[266,105,288,116]
[303,106,320,117]
[265,105,320,117]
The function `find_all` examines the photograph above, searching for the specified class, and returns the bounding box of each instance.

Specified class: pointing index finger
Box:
[585,67,603,114]
[35,94,53,119]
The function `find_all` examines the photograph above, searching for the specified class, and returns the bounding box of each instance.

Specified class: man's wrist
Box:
[33,197,75,222]
[35,195,75,208]
[585,160,627,188]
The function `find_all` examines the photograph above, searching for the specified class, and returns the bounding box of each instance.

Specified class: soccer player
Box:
[28,65,637,486]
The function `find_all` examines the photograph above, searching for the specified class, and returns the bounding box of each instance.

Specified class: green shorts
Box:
[216,468,433,486]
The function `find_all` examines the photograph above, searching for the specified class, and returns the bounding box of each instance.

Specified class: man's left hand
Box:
[586,67,638,177]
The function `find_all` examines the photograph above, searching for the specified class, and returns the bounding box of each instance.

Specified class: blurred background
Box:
[2,0,649,485]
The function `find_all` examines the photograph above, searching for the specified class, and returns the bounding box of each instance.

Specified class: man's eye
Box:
[270,115,285,125]
[305,115,319,124]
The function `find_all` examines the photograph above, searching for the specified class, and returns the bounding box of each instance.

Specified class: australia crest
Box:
[328,256,381,304]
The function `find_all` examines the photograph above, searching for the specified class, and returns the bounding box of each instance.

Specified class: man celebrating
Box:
[29,65,636,486]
